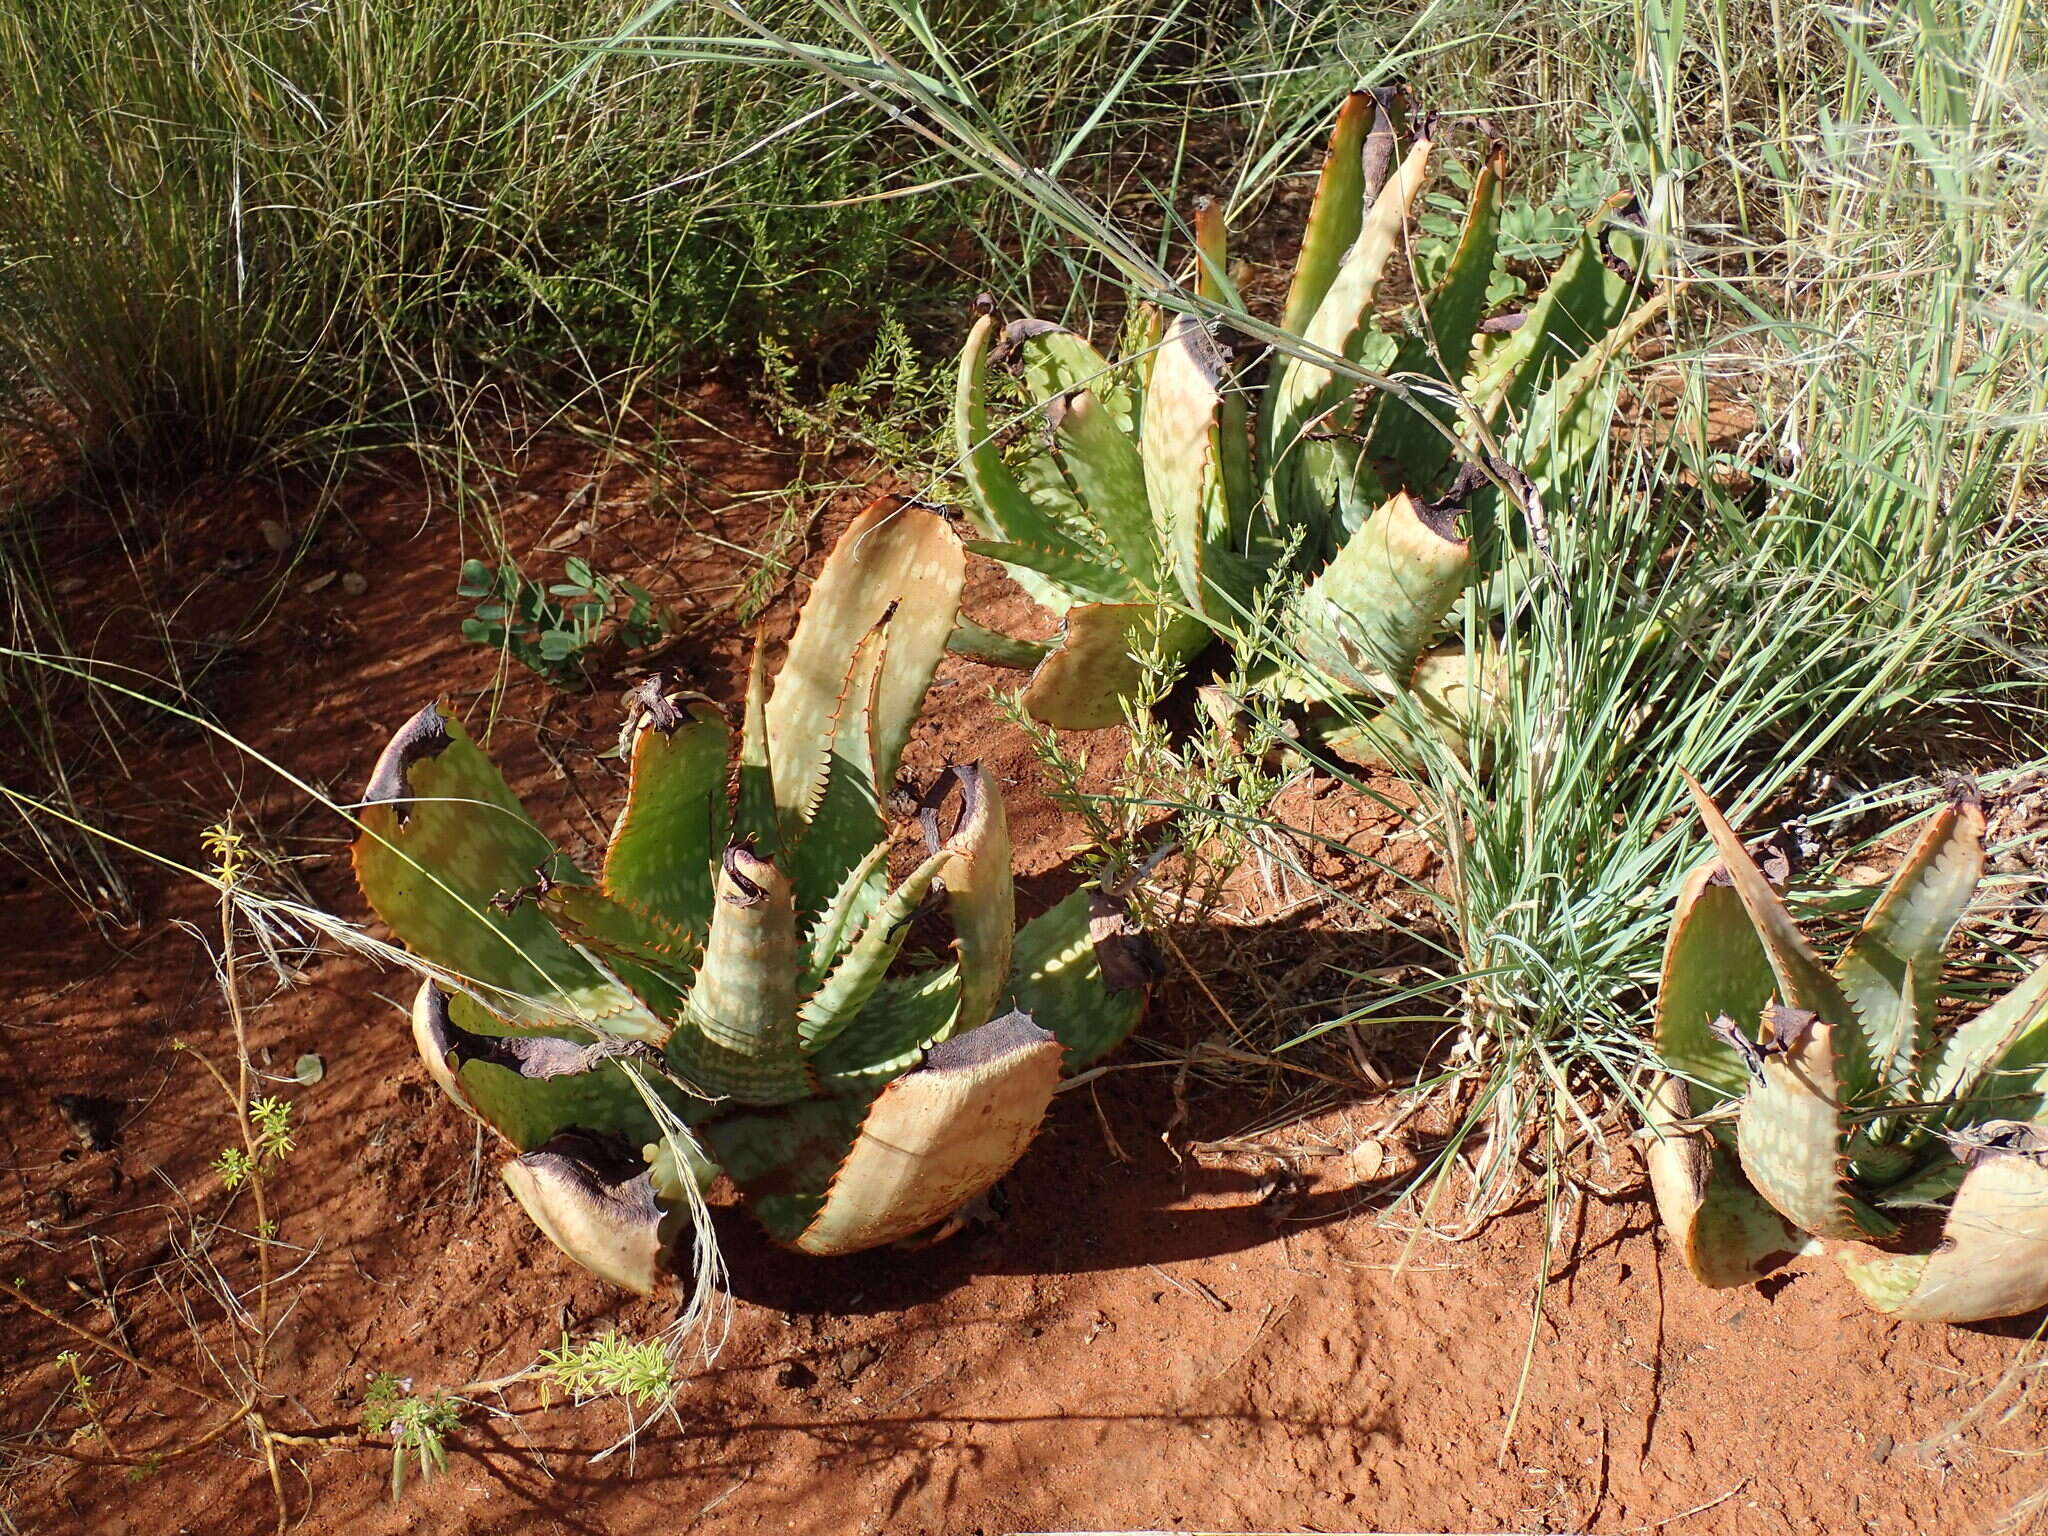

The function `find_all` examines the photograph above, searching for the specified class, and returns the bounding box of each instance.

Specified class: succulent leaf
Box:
[703,1096,869,1244]
[795,1011,1063,1256]
[1309,644,1496,771]
[1357,140,1507,492]
[946,618,1050,669]
[810,967,962,1091]
[1017,602,1192,732]
[1508,292,1670,505]
[1289,491,1471,697]
[1640,1076,1803,1287]
[1735,1012,1894,1241]
[963,538,1131,607]
[1014,320,1140,442]
[1836,793,1985,1096]
[1469,229,1640,432]
[928,763,1016,1038]
[671,846,808,1104]
[1680,775,1863,1087]
[803,837,893,986]
[784,621,890,921]
[409,980,677,1152]
[1045,385,1156,585]
[501,1131,673,1296]
[1267,129,1435,537]
[1005,888,1150,1069]
[603,693,730,933]
[1921,955,2048,1128]
[354,703,663,1039]
[767,496,964,836]
[955,314,1116,612]
[735,639,778,856]
[1835,1122,2048,1322]
[1655,861,1778,1109]
[1275,90,1374,338]
[797,842,955,1051]
[1141,313,1229,617]
[541,886,696,1016]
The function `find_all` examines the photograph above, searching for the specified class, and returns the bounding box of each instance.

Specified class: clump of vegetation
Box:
[458,555,668,688]
[354,500,1148,1292]
[951,91,1659,748]
[1646,781,2048,1324]
[360,1374,461,1499]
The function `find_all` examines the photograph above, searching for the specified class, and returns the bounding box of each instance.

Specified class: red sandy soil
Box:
[3,393,2043,1536]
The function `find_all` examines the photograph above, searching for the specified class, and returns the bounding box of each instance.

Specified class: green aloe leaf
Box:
[702,1096,869,1245]
[1309,645,1494,770]
[963,538,1132,607]
[1140,313,1228,617]
[1920,956,2048,1128]
[1275,90,1375,351]
[1835,1125,2048,1323]
[803,837,892,987]
[931,763,1015,1037]
[1681,775,1863,1088]
[1358,140,1506,492]
[794,1012,1063,1256]
[1005,888,1149,1069]
[1045,385,1157,585]
[1655,860,1778,1108]
[1015,320,1140,441]
[604,693,730,933]
[767,496,963,834]
[1835,793,1985,1097]
[1018,602,1207,731]
[410,981,677,1153]
[955,314,1120,611]
[811,967,962,1090]
[734,639,778,857]
[1289,492,1471,697]
[784,622,890,923]
[1469,228,1639,433]
[1509,292,1669,505]
[1736,1011,1893,1241]
[541,886,696,1018]
[798,840,955,1051]
[670,846,808,1105]
[946,618,1050,669]
[353,703,661,1039]
[1266,131,1436,539]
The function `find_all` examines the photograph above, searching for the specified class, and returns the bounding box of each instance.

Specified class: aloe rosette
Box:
[353,497,1148,1292]
[953,88,1662,754]
[1643,776,2048,1323]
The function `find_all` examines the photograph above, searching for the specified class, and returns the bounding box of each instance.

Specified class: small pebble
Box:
[340,572,368,597]
[259,519,290,553]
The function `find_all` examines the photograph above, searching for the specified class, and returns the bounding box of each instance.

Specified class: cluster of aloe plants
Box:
[952,88,1663,757]
[1645,777,2048,1323]
[354,498,1147,1292]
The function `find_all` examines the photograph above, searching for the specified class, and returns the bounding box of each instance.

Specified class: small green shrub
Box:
[457,556,666,689]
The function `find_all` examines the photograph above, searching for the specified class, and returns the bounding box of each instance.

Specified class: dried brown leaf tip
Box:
[1761,1004,1820,1054]
[1708,1013,1767,1080]
[1948,1120,2048,1169]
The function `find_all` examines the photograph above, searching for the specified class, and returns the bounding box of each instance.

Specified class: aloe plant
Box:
[1643,776,2048,1323]
[353,498,1148,1292]
[953,89,1663,744]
